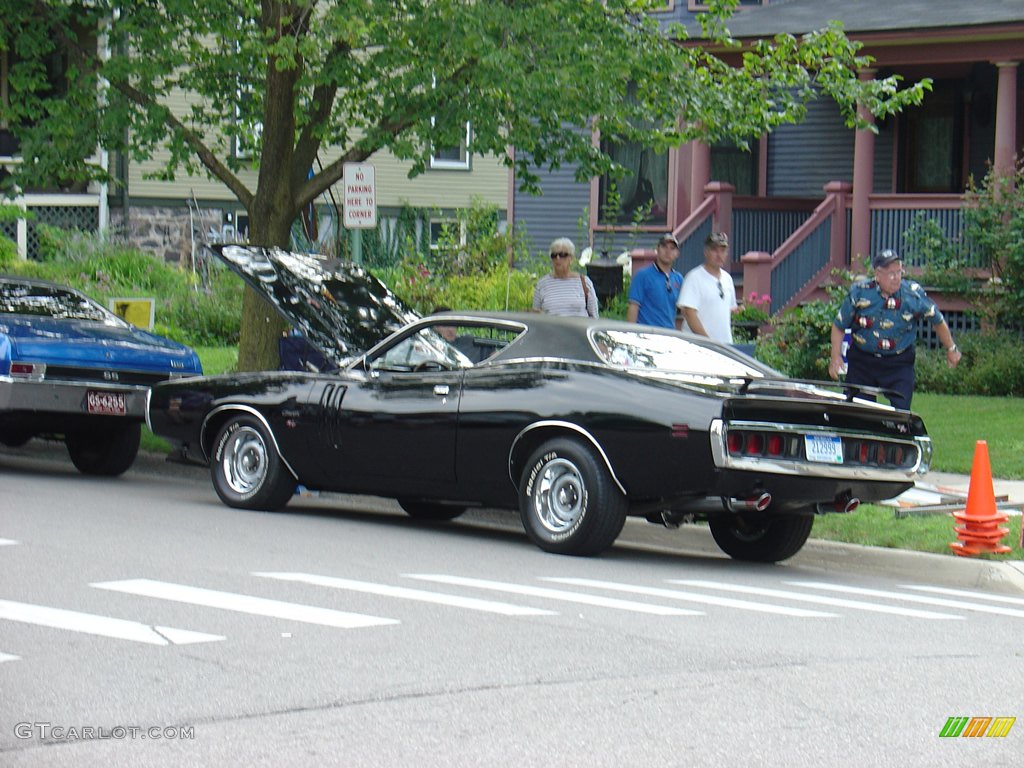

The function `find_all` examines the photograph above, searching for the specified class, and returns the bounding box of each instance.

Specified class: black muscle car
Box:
[148,245,932,562]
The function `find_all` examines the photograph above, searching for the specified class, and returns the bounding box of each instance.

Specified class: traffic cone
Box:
[949,440,1011,556]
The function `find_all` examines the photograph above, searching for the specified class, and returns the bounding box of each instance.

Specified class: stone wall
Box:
[109,205,233,264]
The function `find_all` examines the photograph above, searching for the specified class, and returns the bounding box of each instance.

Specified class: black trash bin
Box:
[586,257,624,301]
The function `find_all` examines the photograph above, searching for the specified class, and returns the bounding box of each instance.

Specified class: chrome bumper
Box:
[709,418,933,482]
[0,376,150,419]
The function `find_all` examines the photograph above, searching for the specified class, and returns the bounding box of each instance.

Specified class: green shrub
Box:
[756,298,839,379]
[9,227,242,347]
[916,330,1024,396]
[374,261,540,315]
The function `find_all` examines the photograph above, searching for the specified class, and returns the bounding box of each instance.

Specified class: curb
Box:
[616,518,1024,596]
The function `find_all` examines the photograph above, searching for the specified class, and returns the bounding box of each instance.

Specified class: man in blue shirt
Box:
[828,249,961,409]
[626,233,683,328]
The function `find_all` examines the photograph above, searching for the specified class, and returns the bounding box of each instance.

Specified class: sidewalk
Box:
[891,470,1024,517]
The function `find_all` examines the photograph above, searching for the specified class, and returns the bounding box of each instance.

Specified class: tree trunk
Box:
[237,287,288,372]
[235,202,294,371]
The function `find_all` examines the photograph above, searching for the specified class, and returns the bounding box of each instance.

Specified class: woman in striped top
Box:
[531,237,599,318]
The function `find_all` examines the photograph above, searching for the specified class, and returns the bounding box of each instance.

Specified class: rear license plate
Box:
[805,434,843,464]
[87,390,127,416]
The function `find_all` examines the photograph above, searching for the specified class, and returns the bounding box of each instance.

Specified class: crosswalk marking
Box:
[91,578,398,630]
[0,651,21,663]
[669,580,964,620]
[0,599,223,646]
[254,572,557,616]
[404,574,701,616]
[542,577,837,618]
[789,581,1024,618]
[902,584,1024,607]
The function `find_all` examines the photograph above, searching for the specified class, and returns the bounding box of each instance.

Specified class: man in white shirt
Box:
[677,231,738,343]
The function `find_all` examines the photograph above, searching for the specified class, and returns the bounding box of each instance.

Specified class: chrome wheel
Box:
[531,457,586,535]
[220,426,268,495]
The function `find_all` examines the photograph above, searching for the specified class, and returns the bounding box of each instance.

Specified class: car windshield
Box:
[0,282,116,323]
[591,329,765,379]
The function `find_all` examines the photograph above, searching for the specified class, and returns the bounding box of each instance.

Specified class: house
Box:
[510,0,1024,333]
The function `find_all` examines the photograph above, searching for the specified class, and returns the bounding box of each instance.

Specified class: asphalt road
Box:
[2,442,1023,767]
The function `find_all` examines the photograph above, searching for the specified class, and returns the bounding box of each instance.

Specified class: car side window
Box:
[370,327,468,372]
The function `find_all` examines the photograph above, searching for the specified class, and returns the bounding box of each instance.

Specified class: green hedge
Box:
[915,331,1024,396]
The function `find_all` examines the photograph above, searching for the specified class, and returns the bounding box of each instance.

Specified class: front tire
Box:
[519,437,627,556]
[66,422,140,477]
[211,416,295,511]
[708,512,814,563]
[398,499,466,521]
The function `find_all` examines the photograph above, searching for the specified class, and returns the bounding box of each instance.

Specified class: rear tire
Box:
[518,437,627,556]
[66,422,140,477]
[211,416,295,511]
[708,512,814,563]
[398,499,466,521]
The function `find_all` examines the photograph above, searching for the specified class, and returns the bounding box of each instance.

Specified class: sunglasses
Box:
[717,280,725,299]
[550,252,572,259]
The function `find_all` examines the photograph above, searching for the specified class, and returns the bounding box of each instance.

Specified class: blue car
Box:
[0,275,202,475]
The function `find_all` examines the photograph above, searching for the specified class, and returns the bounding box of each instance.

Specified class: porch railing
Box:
[741,182,851,313]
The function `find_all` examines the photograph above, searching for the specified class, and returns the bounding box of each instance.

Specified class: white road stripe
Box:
[543,577,836,618]
[0,539,18,546]
[0,651,21,663]
[0,599,223,646]
[902,584,1024,607]
[669,580,964,621]
[789,581,1024,618]
[404,574,701,616]
[91,579,398,630]
[254,572,557,617]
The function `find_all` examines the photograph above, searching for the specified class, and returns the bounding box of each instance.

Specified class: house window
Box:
[598,140,669,226]
[1,36,71,159]
[429,219,466,250]
[711,141,758,196]
[430,122,471,170]
[899,83,963,193]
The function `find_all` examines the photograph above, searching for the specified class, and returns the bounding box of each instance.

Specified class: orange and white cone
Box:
[949,440,1011,557]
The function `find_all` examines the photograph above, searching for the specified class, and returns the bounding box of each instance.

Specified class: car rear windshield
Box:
[592,329,764,378]
[0,282,111,322]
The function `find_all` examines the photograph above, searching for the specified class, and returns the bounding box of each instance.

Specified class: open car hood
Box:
[213,245,419,368]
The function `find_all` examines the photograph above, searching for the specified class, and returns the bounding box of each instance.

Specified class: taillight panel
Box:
[724,425,918,471]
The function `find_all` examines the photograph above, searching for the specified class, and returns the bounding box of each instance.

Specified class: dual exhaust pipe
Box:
[726,491,860,515]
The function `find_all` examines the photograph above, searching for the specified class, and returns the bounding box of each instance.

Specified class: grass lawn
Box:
[141,348,1022,558]
[911,393,1024,480]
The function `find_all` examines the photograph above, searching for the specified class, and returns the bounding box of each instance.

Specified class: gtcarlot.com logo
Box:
[940,716,1015,738]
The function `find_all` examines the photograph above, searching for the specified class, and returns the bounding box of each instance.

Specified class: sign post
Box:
[343,163,377,265]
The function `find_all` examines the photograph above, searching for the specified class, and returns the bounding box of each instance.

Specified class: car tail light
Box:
[9,362,45,379]
[766,434,784,456]
[727,431,743,454]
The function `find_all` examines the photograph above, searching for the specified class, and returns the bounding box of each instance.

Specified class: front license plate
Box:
[87,390,127,416]
[805,434,843,464]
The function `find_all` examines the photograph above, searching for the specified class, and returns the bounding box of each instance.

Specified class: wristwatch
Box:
[947,343,958,353]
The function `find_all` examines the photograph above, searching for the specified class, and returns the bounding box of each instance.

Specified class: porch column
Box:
[689,140,711,214]
[850,68,876,267]
[993,61,1019,181]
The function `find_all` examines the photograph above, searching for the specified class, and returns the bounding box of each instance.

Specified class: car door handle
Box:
[433,385,449,397]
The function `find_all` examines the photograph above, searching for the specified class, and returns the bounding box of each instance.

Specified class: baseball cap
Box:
[658,233,678,246]
[872,249,901,269]
[705,232,728,247]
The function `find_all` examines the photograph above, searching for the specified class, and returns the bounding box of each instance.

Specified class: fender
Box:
[201,404,299,481]
[509,420,627,496]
